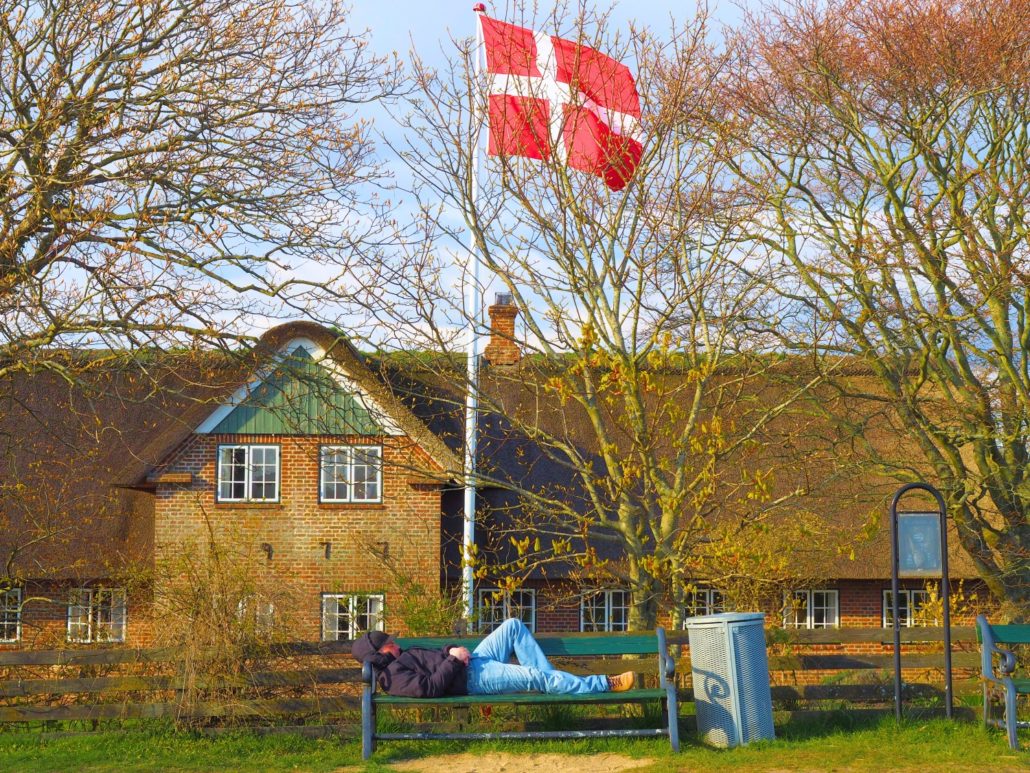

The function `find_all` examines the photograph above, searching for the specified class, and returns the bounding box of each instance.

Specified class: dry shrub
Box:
[151,522,303,727]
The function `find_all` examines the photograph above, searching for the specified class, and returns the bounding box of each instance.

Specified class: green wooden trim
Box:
[374,689,667,707]
[394,636,484,649]
[212,346,383,435]
[395,633,660,656]
[983,624,1030,645]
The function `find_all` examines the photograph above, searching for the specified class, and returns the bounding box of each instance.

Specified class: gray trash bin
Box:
[684,612,775,748]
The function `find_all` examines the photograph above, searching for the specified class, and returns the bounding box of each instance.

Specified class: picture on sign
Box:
[898,512,942,577]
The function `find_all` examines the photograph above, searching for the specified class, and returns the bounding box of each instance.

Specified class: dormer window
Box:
[217,444,280,502]
[320,445,382,503]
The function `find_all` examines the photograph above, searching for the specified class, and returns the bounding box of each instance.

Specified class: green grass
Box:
[0,715,1025,772]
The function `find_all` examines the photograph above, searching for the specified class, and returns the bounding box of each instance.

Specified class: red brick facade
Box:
[149,432,443,641]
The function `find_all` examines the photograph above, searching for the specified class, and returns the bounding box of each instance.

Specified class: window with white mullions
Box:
[883,589,938,628]
[477,588,536,633]
[682,587,725,622]
[320,445,382,503]
[249,446,278,500]
[216,444,280,502]
[351,447,381,502]
[0,588,21,643]
[237,598,276,633]
[783,589,838,629]
[321,593,384,641]
[581,589,629,632]
[67,588,127,643]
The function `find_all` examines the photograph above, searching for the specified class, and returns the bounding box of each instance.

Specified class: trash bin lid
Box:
[683,612,765,627]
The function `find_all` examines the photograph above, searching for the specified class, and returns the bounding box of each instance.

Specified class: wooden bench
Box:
[976,614,1030,749]
[359,628,679,759]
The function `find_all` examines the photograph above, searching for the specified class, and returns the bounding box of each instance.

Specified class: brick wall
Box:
[534,580,581,632]
[525,578,986,638]
[151,433,443,642]
[0,581,153,649]
[483,302,521,366]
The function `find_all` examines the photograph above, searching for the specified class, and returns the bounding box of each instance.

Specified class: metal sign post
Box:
[889,483,953,721]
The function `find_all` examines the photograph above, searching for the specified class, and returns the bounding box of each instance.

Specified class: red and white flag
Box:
[477,12,643,191]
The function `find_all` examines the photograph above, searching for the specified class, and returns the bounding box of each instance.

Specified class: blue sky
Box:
[302,1,759,343]
[349,1,750,73]
[343,0,754,189]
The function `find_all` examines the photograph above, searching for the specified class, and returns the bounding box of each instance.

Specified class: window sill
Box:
[214,502,284,510]
[318,502,387,510]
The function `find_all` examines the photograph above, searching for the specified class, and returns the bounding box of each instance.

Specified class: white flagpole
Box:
[462,3,487,627]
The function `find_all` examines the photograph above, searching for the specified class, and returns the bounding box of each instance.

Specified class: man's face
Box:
[379,641,401,658]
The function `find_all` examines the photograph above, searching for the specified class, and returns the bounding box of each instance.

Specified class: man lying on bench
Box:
[352,618,635,698]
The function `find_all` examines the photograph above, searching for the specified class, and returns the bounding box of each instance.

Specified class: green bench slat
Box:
[1011,680,1030,694]
[395,634,661,657]
[375,688,668,706]
[980,625,1030,645]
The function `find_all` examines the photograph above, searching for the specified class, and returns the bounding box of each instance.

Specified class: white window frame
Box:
[237,597,276,633]
[67,588,127,643]
[319,445,382,504]
[783,589,839,629]
[883,589,938,628]
[216,444,280,503]
[477,588,536,633]
[0,588,21,643]
[682,587,725,623]
[321,593,385,641]
[580,589,630,632]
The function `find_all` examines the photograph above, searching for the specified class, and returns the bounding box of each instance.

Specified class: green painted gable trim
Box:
[211,347,384,436]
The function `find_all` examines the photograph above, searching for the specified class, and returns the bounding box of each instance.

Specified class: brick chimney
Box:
[483,293,521,366]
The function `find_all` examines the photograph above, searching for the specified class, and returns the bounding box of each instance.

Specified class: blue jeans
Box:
[466,618,609,695]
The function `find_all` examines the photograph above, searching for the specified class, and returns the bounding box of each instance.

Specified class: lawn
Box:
[0,715,1025,772]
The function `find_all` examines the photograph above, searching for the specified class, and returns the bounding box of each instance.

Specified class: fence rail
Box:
[0,626,981,729]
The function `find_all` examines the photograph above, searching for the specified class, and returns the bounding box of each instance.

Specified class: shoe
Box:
[607,671,635,692]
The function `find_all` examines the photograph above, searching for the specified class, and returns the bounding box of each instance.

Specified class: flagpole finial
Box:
[473,3,486,13]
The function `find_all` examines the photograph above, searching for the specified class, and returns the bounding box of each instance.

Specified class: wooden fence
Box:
[0,627,980,730]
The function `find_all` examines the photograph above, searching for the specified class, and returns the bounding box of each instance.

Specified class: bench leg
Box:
[1005,684,1018,750]
[362,682,376,760]
[666,683,680,752]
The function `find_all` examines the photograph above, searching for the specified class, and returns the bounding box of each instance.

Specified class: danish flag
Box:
[477,11,643,191]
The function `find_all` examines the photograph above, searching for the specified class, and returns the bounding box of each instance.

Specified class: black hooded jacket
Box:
[368,646,468,698]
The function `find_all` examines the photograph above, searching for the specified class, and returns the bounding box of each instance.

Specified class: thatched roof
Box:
[0,323,979,582]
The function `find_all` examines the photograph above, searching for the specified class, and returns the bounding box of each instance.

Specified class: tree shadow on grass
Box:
[772,710,886,742]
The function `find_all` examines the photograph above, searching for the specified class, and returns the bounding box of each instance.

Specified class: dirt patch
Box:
[385,752,655,773]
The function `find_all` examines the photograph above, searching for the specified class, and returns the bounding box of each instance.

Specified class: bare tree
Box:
[716,0,1030,615]
[0,0,402,590]
[0,0,400,382]
[377,6,825,629]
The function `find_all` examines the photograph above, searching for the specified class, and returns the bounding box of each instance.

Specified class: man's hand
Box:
[448,646,471,666]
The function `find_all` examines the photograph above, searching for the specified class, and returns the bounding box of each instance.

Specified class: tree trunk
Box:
[627,558,662,631]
